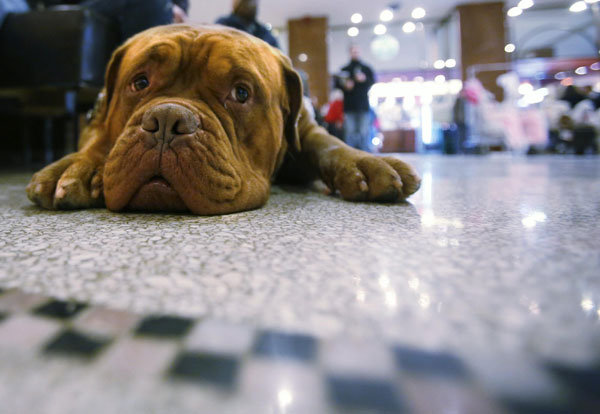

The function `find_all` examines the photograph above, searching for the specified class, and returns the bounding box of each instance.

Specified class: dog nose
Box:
[141,103,199,141]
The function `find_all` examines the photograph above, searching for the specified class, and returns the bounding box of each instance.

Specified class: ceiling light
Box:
[518,83,534,95]
[554,72,567,80]
[570,1,588,12]
[351,13,363,24]
[507,7,523,16]
[445,59,457,68]
[435,75,446,83]
[518,0,534,9]
[347,27,359,37]
[575,66,588,75]
[591,62,600,70]
[505,43,516,53]
[380,9,394,22]
[298,53,308,62]
[412,7,426,19]
[433,59,446,69]
[374,24,387,35]
[402,22,416,33]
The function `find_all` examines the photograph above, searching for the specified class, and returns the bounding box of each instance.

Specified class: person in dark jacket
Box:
[335,44,375,151]
[216,0,278,48]
[86,0,189,43]
[77,0,189,43]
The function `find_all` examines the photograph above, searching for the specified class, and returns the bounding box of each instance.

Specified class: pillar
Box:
[287,16,329,108]
[457,2,507,101]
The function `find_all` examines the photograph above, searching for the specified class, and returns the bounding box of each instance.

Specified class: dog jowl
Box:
[27,24,420,215]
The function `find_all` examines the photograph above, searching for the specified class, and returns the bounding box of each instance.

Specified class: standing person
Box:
[216,0,279,48]
[336,44,375,151]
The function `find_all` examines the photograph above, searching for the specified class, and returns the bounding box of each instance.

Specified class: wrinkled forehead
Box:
[119,25,282,85]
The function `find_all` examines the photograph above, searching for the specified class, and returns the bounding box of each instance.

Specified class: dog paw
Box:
[26,154,104,210]
[332,154,420,202]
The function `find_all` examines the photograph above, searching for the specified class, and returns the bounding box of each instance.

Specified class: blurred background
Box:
[0,0,598,168]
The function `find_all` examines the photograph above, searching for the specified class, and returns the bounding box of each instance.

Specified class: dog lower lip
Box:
[148,176,169,186]
[126,175,188,212]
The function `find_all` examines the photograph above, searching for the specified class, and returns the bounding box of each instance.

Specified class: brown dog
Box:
[26,24,420,215]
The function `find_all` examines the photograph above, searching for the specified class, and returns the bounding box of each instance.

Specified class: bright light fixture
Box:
[433,59,446,69]
[445,58,457,68]
[402,22,416,33]
[298,53,308,62]
[374,24,387,35]
[554,72,566,80]
[412,7,427,19]
[380,9,394,22]
[347,27,359,37]
[590,62,600,70]
[435,74,446,83]
[518,0,534,9]
[570,1,588,12]
[351,13,363,24]
[505,43,516,53]
[575,66,588,75]
[518,82,534,95]
[507,7,523,16]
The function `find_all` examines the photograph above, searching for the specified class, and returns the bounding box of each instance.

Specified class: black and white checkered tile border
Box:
[0,288,599,413]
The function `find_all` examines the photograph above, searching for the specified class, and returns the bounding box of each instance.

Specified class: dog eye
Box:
[132,75,150,91]
[232,86,249,103]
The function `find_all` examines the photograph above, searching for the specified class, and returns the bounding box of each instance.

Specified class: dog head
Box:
[92,25,302,215]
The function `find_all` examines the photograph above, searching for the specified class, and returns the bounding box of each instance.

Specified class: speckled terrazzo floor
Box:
[1,154,600,413]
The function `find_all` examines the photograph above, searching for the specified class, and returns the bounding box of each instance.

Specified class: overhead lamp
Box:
[505,43,516,53]
[569,1,588,12]
[433,59,446,69]
[518,0,534,9]
[518,82,534,95]
[402,22,416,33]
[347,27,359,37]
[445,59,457,68]
[412,7,426,19]
[575,66,588,75]
[507,7,523,16]
[351,13,363,24]
[374,24,387,35]
[380,9,394,22]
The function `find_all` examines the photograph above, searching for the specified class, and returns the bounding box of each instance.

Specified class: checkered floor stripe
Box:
[0,288,599,413]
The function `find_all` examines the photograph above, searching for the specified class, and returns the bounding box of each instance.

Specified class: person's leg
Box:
[358,111,372,151]
[344,112,358,148]
[82,0,172,43]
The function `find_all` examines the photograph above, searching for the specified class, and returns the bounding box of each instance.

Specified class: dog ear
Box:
[278,52,303,152]
[103,43,128,117]
[86,43,127,127]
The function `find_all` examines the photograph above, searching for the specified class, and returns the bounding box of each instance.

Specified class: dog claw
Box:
[55,186,66,199]
[359,180,368,193]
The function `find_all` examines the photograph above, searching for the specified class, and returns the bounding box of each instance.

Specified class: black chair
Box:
[0,5,118,165]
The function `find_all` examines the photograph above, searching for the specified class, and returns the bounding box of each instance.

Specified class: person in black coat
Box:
[216,0,278,48]
[335,44,375,151]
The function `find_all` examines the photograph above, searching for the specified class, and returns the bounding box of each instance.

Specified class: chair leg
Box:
[22,116,33,168]
[43,117,54,165]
